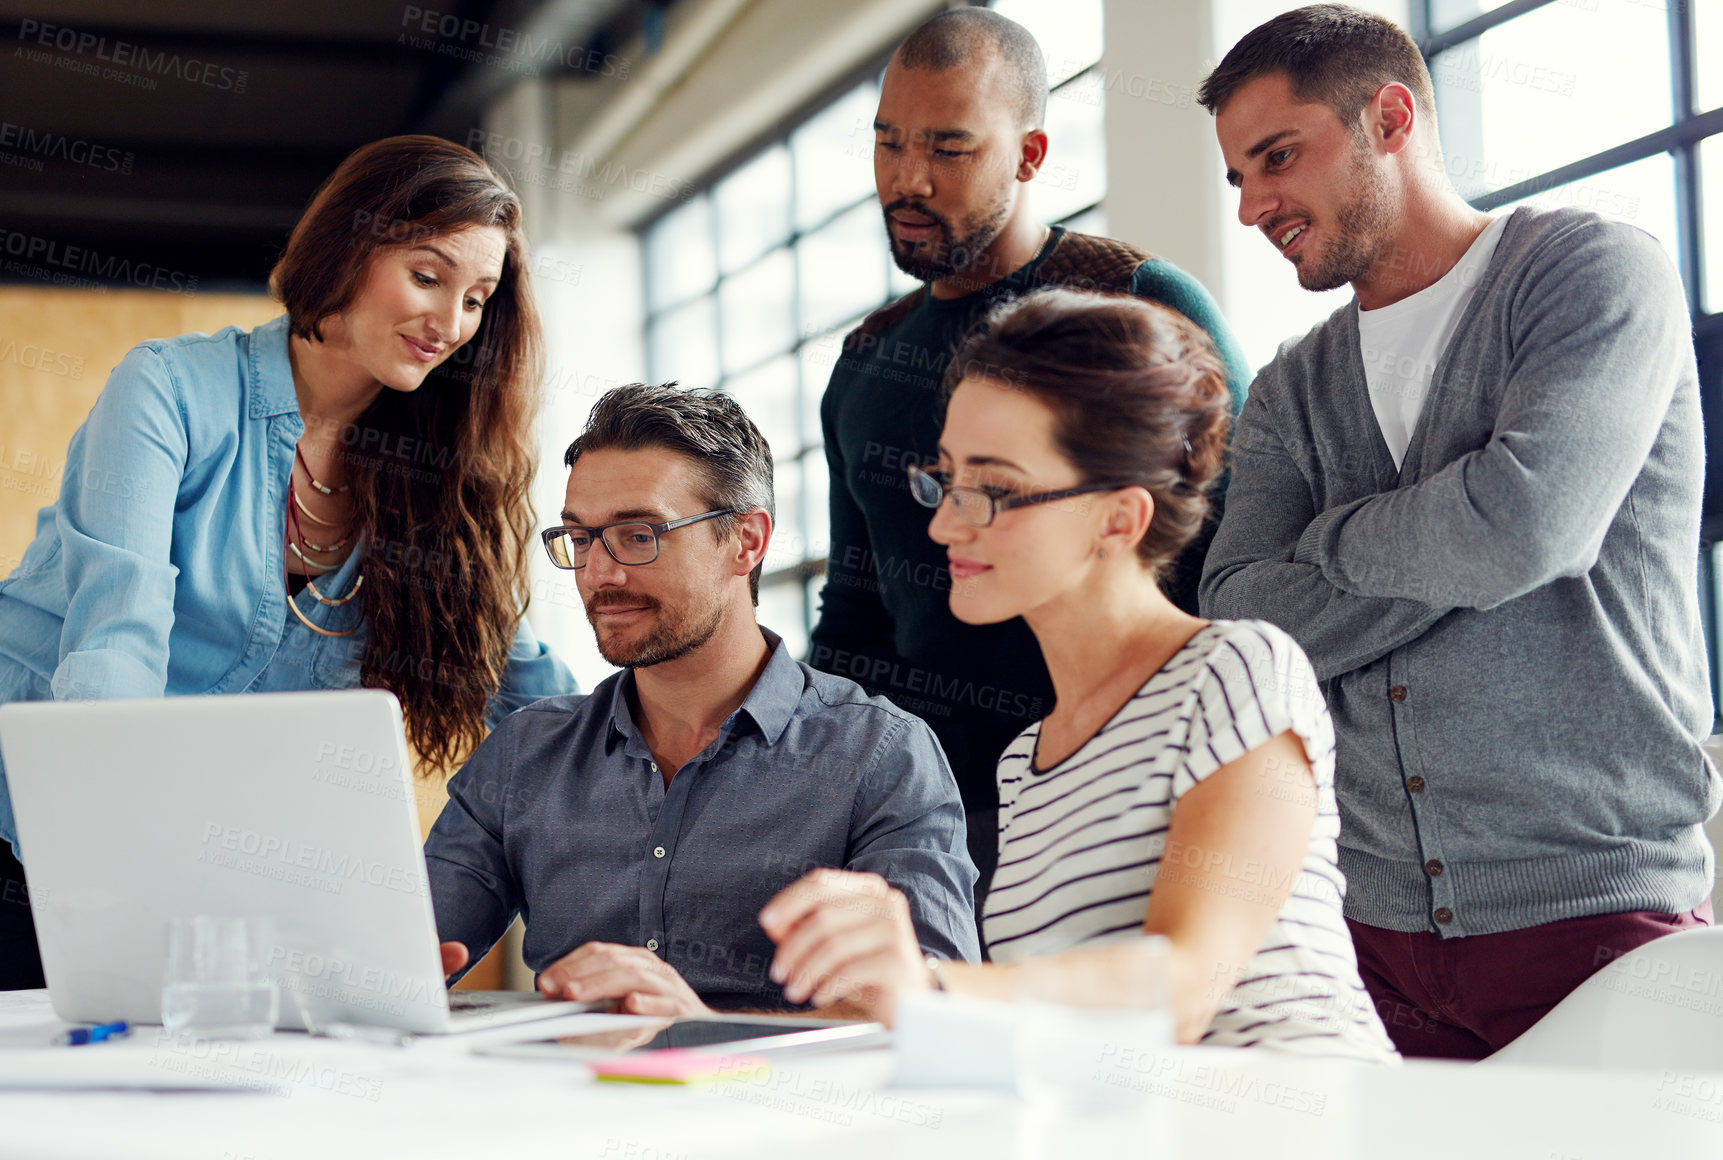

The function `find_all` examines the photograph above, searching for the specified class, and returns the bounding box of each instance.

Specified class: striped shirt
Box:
[983,619,1396,1062]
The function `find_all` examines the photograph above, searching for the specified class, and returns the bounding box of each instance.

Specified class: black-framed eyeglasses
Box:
[905,463,1131,528]
[541,510,736,570]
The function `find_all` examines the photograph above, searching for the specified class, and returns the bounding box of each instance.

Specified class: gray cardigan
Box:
[1201,206,1718,938]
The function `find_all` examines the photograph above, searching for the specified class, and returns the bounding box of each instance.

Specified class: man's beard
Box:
[586,591,725,669]
[884,194,1012,283]
[1294,136,1394,293]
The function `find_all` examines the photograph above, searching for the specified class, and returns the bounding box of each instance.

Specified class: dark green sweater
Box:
[809,227,1250,816]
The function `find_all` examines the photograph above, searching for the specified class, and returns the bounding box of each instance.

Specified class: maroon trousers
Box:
[1348,900,1715,1060]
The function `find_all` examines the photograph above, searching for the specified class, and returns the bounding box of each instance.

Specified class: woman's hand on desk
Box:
[537,941,714,1017]
[759,869,931,1023]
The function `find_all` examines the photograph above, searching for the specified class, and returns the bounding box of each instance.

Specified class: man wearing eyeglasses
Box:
[424,383,978,1013]
[809,7,1251,913]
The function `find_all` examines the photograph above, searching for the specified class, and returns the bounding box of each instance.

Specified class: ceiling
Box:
[0,0,643,292]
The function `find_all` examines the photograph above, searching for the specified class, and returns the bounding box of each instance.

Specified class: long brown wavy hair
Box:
[270,135,542,775]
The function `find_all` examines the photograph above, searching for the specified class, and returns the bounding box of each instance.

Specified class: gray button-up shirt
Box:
[425,630,979,1009]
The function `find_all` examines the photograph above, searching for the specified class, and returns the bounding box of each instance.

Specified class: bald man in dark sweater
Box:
[809,9,1249,912]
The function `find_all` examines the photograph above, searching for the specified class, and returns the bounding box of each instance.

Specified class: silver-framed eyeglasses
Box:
[541,509,736,570]
[905,463,1131,528]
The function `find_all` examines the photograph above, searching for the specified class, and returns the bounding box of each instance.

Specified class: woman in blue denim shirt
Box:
[0,136,577,979]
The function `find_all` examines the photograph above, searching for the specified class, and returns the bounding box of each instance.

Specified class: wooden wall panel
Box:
[0,287,281,575]
[0,286,526,988]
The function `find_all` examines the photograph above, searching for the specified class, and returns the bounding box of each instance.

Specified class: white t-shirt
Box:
[983,620,1397,1062]
[1358,214,1508,470]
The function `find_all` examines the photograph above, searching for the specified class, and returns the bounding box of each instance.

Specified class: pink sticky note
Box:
[589,1049,771,1085]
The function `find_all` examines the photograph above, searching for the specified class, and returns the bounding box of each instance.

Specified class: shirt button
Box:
[1434,907,1454,925]
[1406,776,1426,793]
[650,762,659,773]
[653,846,666,859]
[646,939,659,952]
[1388,685,1408,703]
[1424,859,1445,877]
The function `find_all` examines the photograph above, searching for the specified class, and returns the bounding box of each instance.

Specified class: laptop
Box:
[0,690,596,1035]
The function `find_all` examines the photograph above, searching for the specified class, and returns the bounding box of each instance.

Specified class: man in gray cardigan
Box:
[1197,5,1717,1058]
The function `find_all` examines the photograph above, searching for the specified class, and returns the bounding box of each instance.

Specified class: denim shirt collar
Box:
[248,314,300,422]
[606,627,803,756]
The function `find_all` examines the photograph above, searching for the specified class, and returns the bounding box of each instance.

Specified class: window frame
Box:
[1415,0,1717,317]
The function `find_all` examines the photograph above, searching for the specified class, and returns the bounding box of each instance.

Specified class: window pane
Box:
[726,354,800,464]
[1035,69,1106,222]
[798,200,889,335]
[793,82,879,231]
[1431,1,1671,199]
[719,249,796,373]
[764,456,805,573]
[888,251,919,299]
[1059,204,1108,236]
[715,145,792,273]
[991,0,1103,89]
[648,296,718,393]
[1495,152,1680,274]
[758,580,809,661]
[1699,0,1723,114]
[803,447,830,564]
[1703,134,1723,314]
[797,318,850,446]
[645,195,714,312]
[1429,0,1515,34]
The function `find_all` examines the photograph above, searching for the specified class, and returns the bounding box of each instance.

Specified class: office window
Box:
[640,0,1107,644]
[1705,133,1723,316]
[1426,0,1510,31]
[1700,1,1722,113]
[1495,152,1681,274]
[1420,0,1719,306]
[1430,1,1671,199]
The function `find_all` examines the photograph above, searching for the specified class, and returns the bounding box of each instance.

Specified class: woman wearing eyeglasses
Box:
[0,136,575,982]
[757,288,1395,1060]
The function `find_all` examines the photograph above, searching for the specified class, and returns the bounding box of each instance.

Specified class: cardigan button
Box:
[1388,685,1408,702]
[1434,907,1454,925]
[1406,776,1426,793]
[1424,859,1445,877]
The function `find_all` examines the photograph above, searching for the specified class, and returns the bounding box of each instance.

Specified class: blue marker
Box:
[57,1021,129,1046]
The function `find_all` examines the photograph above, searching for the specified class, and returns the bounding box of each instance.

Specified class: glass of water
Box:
[1014,935,1175,1110]
[161,916,279,1039]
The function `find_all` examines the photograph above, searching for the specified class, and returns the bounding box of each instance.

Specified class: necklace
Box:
[286,581,362,637]
[286,475,352,562]
[291,529,348,555]
[285,477,362,637]
[291,486,342,527]
[295,445,349,496]
[287,540,344,568]
[304,571,364,607]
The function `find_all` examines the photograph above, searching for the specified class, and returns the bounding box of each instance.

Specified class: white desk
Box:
[1,991,1719,1159]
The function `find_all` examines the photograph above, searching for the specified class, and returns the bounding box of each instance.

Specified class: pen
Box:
[56,1021,129,1046]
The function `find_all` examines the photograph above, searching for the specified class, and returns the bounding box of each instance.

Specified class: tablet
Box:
[478,1014,890,1061]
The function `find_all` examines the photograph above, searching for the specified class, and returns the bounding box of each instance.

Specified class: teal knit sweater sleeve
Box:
[1130,258,1251,415]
